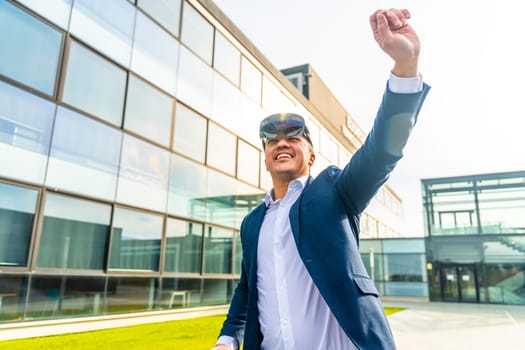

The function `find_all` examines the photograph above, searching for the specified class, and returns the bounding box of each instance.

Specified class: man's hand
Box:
[370,8,420,77]
[211,344,233,350]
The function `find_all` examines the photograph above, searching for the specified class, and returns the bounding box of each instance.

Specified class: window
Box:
[0,182,38,266]
[172,103,207,162]
[164,218,202,273]
[36,194,111,270]
[214,32,240,86]
[203,225,233,274]
[62,41,127,127]
[237,139,259,186]
[137,0,182,37]
[0,80,55,184]
[16,0,72,30]
[240,57,262,105]
[131,11,180,95]
[116,134,170,212]
[0,1,63,95]
[46,107,122,201]
[167,154,207,221]
[180,2,213,64]
[207,122,236,176]
[176,45,214,117]
[124,75,174,147]
[206,169,236,227]
[69,0,135,67]
[109,207,163,271]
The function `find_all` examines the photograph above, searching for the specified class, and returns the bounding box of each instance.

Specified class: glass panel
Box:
[137,0,182,37]
[109,207,163,271]
[26,276,105,319]
[62,41,126,127]
[240,57,261,104]
[478,187,525,234]
[0,182,38,266]
[0,1,63,95]
[164,218,202,273]
[172,104,207,162]
[383,254,425,282]
[383,239,426,253]
[176,46,214,117]
[429,189,478,235]
[211,73,242,134]
[180,2,213,64]
[319,130,338,165]
[485,264,525,305]
[234,181,264,228]
[16,0,72,29]
[260,154,272,190]
[159,278,201,309]
[131,11,179,95]
[206,169,236,227]
[262,76,295,112]
[124,75,173,147]
[69,0,135,67]
[37,193,111,270]
[214,32,240,86]
[203,225,233,274]
[237,139,259,186]
[206,122,236,176]
[0,275,28,322]
[202,279,235,305]
[116,134,170,212]
[167,154,207,221]
[46,107,122,201]
[106,277,158,313]
[233,232,241,275]
[0,81,55,184]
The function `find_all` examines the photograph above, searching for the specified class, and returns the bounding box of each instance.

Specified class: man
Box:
[213,8,430,350]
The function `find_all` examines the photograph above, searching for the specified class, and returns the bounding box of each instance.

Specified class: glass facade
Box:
[422,171,525,305]
[0,0,404,324]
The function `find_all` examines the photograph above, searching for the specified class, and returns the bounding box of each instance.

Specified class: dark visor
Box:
[259,113,312,145]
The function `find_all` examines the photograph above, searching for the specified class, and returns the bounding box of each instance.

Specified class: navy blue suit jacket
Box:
[219,83,430,349]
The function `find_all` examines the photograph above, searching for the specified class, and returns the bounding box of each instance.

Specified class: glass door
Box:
[440,264,479,302]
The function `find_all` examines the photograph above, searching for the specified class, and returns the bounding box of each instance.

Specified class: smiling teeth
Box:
[277,154,291,159]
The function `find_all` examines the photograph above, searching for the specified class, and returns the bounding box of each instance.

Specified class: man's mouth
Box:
[275,152,293,160]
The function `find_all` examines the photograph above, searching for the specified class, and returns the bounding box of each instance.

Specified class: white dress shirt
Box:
[217,73,422,349]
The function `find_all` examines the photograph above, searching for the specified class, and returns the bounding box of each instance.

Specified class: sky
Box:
[212,0,525,236]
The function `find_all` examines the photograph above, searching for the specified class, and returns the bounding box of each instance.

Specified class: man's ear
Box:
[308,152,315,166]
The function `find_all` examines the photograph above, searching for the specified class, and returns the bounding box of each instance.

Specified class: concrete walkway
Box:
[383,298,525,350]
[1,300,525,349]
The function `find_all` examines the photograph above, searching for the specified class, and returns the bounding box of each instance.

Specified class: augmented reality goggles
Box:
[259,113,313,146]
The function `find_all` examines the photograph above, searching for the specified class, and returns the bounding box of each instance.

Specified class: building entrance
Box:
[440,264,479,302]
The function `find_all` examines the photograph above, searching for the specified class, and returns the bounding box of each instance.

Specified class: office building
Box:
[0,0,406,323]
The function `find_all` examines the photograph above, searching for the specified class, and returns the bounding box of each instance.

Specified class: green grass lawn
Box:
[1,308,404,349]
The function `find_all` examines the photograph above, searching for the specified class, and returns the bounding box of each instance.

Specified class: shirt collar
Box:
[264,175,309,207]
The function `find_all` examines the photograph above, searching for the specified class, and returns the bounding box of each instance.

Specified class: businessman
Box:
[213,8,430,350]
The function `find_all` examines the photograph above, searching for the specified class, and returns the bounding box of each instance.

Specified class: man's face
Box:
[264,134,315,183]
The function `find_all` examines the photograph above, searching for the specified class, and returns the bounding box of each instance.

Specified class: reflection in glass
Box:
[116,134,170,212]
[46,107,122,201]
[207,122,236,176]
[0,275,28,321]
[0,182,38,266]
[167,154,207,221]
[0,81,55,184]
[124,76,173,147]
[131,12,179,95]
[237,140,260,186]
[0,1,62,95]
[240,57,262,105]
[172,104,207,162]
[106,277,158,313]
[16,0,72,29]
[211,73,242,134]
[69,0,135,67]
[262,76,295,112]
[164,218,202,273]
[176,46,214,117]
[203,226,233,274]
[202,279,235,305]
[159,278,201,309]
[180,2,213,64]
[206,169,236,228]
[110,207,163,271]
[37,194,111,270]
[234,181,264,228]
[62,41,127,127]
[214,32,240,86]
[137,0,182,37]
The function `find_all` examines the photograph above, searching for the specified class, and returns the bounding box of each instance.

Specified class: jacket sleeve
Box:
[337,82,431,214]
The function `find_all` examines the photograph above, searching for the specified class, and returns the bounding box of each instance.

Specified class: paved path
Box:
[383,299,525,350]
